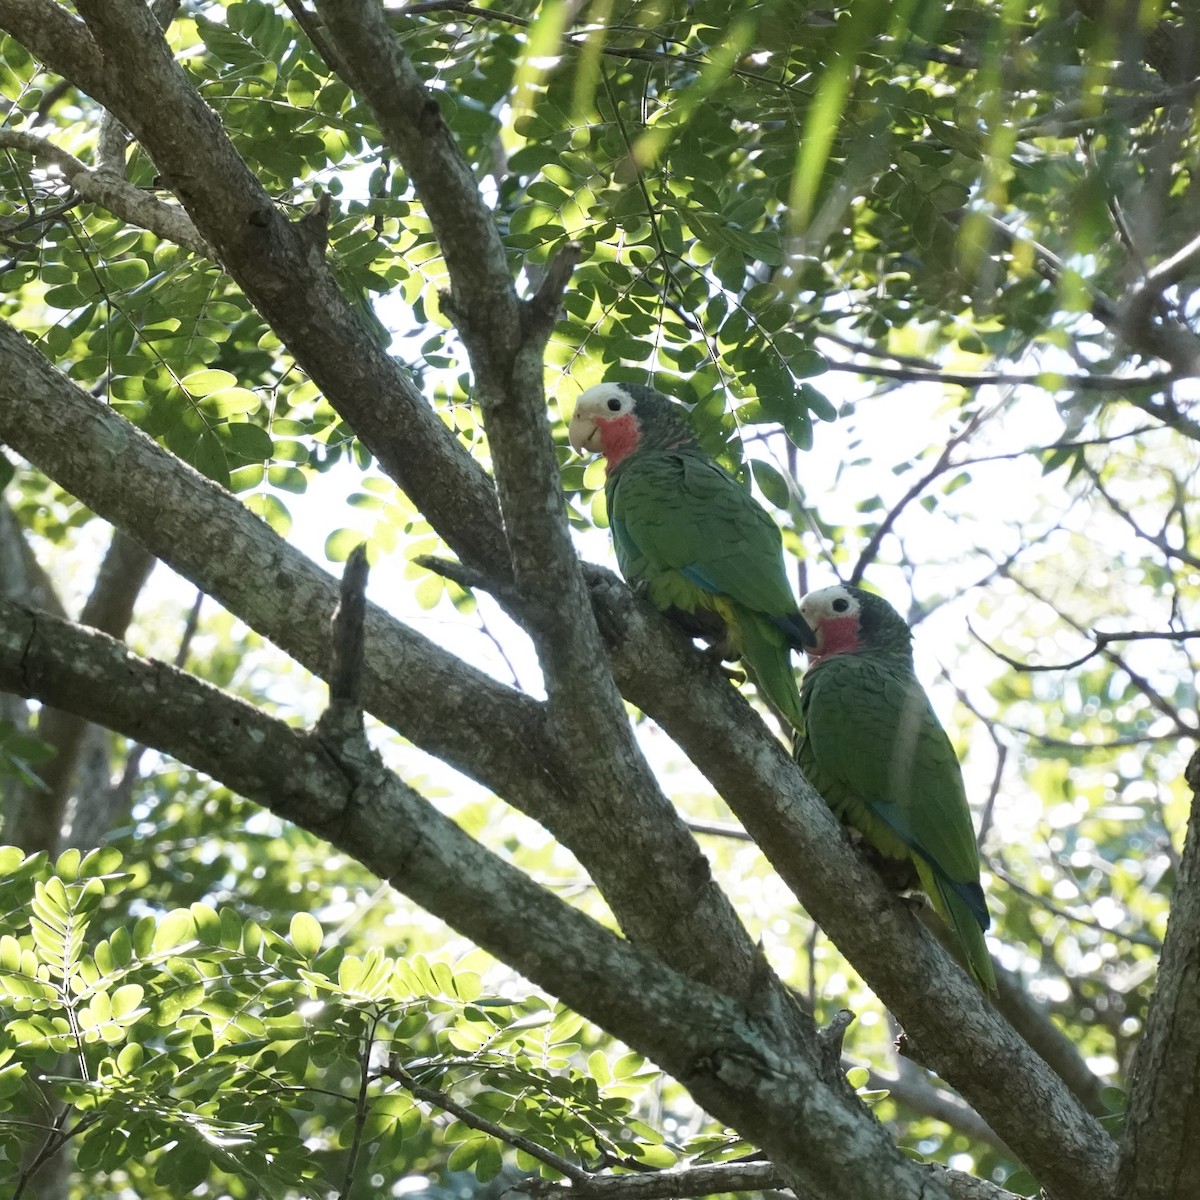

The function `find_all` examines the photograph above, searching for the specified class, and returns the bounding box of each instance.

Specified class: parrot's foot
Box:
[701,639,738,664]
[849,834,921,894]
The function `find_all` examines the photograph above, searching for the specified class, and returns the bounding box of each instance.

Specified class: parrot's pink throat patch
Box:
[808,614,861,662]
[596,413,641,472]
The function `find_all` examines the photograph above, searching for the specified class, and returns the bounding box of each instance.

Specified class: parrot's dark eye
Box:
[606,397,622,412]
[832,597,850,613]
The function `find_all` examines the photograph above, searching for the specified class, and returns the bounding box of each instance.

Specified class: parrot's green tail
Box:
[736,611,805,733]
[918,861,997,994]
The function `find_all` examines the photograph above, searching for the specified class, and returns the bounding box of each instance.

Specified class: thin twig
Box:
[381,1060,591,1183]
[967,619,1200,674]
[849,402,1000,585]
[339,1012,381,1200]
[997,570,1198,733]
[523,239,583,350]
[1082,462,1200,570]
[820,352,1176,394]
[990,861,1162,950]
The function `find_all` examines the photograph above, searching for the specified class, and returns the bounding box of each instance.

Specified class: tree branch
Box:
[0,129,212,257]
[312,0,524,398]
[0,497,66,617]
[1115,750,1200,1200]
[523,1161,786,1198]
[69,588,204,851]
[326,543,369,711]
[0,597,957,1200]
[4,525,154,854]
[3,0,509,578]
[819,351,1176,395]
[967,620,1200,674]
[586,571,1119,1200]
[1083,462,1200,571]
[310,0,781,1016]
[0,1,106,99]
[849,402,997,585]
[525,1160,1020,1200]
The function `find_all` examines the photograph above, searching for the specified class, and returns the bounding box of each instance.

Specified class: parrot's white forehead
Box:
[574,383,634,417]
[798,585,860,623]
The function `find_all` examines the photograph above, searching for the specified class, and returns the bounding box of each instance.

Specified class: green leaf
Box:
[152,909,195,954]
[750,460,791,509]
[325,527,364,562]
[182,369,238,397]
[289,912,322,958]
[846,1066,871,1089]
[207,387,261,416]
[223,421,274,461]
[447,1137,485,1172]
[111,984,145,1018]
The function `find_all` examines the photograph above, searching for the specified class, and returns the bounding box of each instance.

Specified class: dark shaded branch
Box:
[530,1160,1019,1200]
[69,589,204,851]
[523,1162,786,1199]
[1115,750,1200,1200]
[327,544,369,709]
[4,526,154,855]
[0,498,66,617]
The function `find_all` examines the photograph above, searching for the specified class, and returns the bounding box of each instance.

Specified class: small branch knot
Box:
[817,1008,856,1075]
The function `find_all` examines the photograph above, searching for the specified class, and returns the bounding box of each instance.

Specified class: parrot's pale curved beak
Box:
[568,412,602,455]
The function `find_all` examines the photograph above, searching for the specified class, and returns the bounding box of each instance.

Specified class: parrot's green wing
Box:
[799,654,983,891]
[608,450,796,617]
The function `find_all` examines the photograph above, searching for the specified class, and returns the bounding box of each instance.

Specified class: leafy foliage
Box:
[0,846,711,1198]
[1,0,1199,1195]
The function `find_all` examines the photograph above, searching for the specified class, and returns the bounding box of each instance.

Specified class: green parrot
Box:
[568,382,814,731]
[795,583,996,992]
